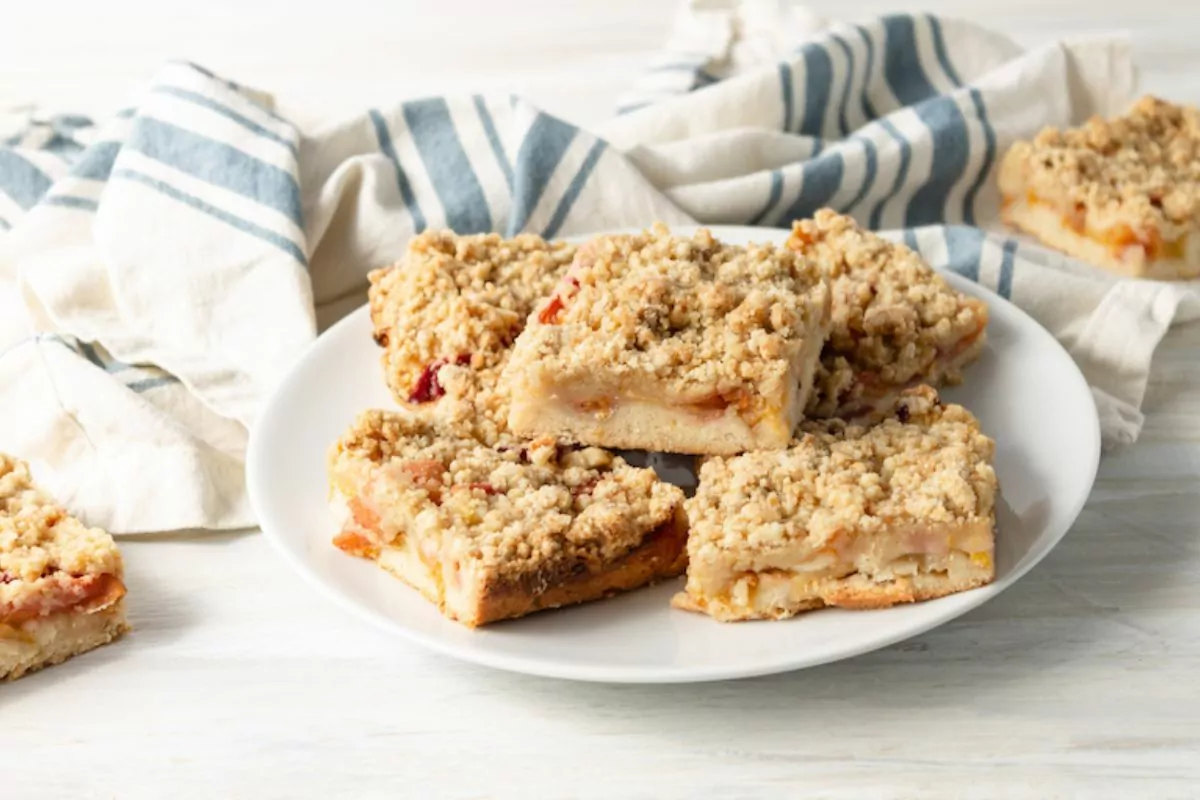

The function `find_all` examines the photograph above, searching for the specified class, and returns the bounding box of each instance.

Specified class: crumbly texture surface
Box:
[0,454,128,677]
[503,225,830,452]
[328,410,685,586]
[369,230,576,444]
[506,225,829,403]
[677,387,996,620]
[787,211,988,419]
[999,95,1200,248]
[1,454,125,612]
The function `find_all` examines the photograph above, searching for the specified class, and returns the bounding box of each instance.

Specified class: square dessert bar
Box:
[998,95,1200,280]
[674,387,996,622]
[788,211,989,421]
[328,411,687,627]
[1,454,129,680]
[503,225,832,456]
[369,230,576,445]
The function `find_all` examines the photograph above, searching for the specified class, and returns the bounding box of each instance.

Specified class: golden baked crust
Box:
[674,387,997,621]
[369,230,576,444]
[998,95,1200,279]
[1,454,128,679]
[503,225,832,454]
[788,211,988,420]
[327,411,687,626]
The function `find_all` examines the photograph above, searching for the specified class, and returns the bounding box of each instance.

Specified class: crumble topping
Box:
[503,224,831,403]
[369,230,576,444]
[788,211,988,417]
[1000,95,1200,237]
[684,387,996,558]
[329,411,683,574]
[1,454,123,612]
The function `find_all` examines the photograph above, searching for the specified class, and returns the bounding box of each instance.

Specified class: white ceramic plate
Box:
[247,226,1101,683]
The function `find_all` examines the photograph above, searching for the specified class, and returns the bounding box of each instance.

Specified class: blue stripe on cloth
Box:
[473,95,514,192]
[943,226,985,281]
[927,16,963,87]
[110,167,308,266]
[797,43,834,137]
[127,117,304,229]
[869,118,911,229]
[150,86,298,158]
[71,141,121,181]
[962,88,996,225]
[43,134,85,159]
[508,112,577,236]
[369,109,426,233]
[778,63,795,132]
[694,70,720,89]
[748,169,784,226]
[881,15,938,106]
[776,153,845,224]
[905,96,970,226]
[542,140,606,239]
[831,34,855,136]
[116,108,136,119]
[616,101,651,116]
[42,195,99,212]
[854,25,879,121]
[903,228,919,251]
[403,98,492,234]
[51,114,93,131]
[0,149,53,209]
[126,375,179,393]
[998,238,1017,298]
[0,217,9,231]
[844,137,877,213]
[76,340,110,371]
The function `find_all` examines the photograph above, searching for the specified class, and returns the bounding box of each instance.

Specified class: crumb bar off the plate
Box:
[503,225,832,456]
[787,211,989,422]
[673,387,996,622]
[998,95,1200,280]
[369,231,576,445]
[1,455,129,680]
[327,411,687,627]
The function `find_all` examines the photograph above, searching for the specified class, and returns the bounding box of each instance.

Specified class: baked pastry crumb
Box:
[788,210,988,421]
[503,224,832,455]
[998,95,1200,279]
[369,230,576,445]
[1,454,129,680]
[327,410,687,627]
[674,386,997,621]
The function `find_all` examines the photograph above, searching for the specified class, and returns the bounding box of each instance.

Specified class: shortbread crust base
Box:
[343,507,689,627]
[672,552,992,622]
[507,337,820,456]
[1,600,129,681]
[1002,197,1200,281]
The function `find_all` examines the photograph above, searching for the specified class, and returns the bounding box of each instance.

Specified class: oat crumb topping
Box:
[329,411,683,573]
[369,230,576,444]
[685,387,996,555]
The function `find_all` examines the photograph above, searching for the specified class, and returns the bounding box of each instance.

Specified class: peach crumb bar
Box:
[673,387,996,622]
[787,211,988,421]
[998,95,1200,280]
[1,454,129,680]
[503,225,832,456]
[369,230,576,445]
[327,411,687,627]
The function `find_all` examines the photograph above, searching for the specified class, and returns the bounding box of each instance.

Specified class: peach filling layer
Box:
[1012,191,1188,261]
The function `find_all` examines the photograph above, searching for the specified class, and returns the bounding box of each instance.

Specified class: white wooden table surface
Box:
[2,2,1199,797]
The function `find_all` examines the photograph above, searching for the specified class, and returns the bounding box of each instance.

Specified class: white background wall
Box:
[2,0,1198,129]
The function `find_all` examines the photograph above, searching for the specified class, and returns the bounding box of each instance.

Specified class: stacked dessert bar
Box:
[331,211,998,626]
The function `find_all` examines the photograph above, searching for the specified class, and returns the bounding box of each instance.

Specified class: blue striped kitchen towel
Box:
[0,10,1195,532]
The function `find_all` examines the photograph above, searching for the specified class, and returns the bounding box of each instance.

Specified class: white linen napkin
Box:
[1,8,1195,533]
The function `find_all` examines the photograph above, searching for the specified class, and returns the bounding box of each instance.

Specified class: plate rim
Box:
[246,224,1102,684]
